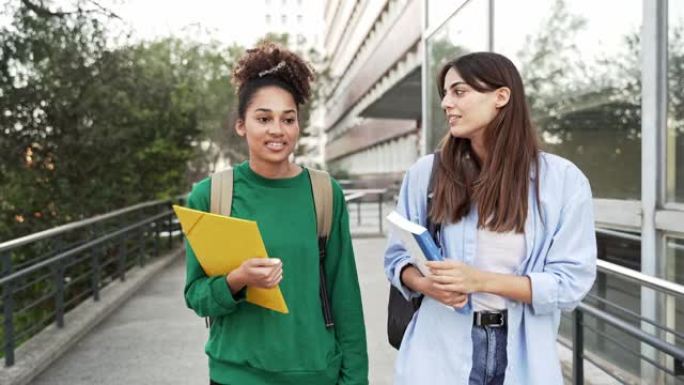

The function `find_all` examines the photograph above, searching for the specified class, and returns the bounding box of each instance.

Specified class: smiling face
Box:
[440,67,504,145]
[235,86,299,171]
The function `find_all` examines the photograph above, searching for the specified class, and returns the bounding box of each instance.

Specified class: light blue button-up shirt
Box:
[384,152,597,385]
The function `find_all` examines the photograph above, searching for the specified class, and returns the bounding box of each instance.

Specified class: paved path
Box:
[29,233,621,385]
[32,237,396,385]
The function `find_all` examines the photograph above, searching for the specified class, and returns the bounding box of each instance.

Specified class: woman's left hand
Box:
[425,260,484,294]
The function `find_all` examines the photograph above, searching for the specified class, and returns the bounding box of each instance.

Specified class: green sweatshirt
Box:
[183,161,368,385]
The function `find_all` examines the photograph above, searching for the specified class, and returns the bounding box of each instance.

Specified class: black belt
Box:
[473,310,507,327]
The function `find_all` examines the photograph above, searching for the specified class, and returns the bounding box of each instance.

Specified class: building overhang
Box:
[323,0,422,132]
[358,67,421,120]
[325,118,417,162]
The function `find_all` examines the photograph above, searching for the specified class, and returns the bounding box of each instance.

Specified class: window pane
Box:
[426,0,467,30]
[559,231,642,376]
[494,0,642,199]
[425,0,489,153]
[668,3,684,202]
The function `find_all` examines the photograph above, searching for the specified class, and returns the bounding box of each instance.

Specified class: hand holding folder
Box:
[173,205,288,313]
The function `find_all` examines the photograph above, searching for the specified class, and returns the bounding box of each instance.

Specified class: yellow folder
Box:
[173,205,288,314]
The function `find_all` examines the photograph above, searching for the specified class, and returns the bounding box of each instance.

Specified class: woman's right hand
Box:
[226,258,283,294]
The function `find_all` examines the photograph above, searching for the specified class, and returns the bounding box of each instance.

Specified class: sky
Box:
[0,0,324,49]
[110,0,271,47]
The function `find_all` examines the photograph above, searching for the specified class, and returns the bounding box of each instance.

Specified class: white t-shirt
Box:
[472,228,526,312]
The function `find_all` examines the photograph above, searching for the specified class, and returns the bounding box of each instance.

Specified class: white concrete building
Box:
[322,0,422,181]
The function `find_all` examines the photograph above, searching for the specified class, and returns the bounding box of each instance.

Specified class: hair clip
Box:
[258,61,286,77]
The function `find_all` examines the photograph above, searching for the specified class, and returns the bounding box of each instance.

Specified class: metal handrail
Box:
[1,197,183,367]
[595,227,641,242]
[578,302,684,361]
[0,195,182,253]
[343,188,389,234]
[584,292,684,341]
[0,211,171,286]
[344,188,388,195]
[597,259,684,297]
[344,192,366,202]
[570,241,684,384]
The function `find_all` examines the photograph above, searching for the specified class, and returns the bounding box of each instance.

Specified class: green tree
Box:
[0,0,237,239]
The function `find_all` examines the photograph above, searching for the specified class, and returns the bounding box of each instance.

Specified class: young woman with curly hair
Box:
[384,52,597,385]
[184,43,368,385]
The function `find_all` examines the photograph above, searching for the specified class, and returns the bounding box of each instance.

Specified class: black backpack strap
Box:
[426,151,442,248]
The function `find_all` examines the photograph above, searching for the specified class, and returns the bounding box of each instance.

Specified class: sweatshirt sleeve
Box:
[183,178,246,318]
[325,179,369,385]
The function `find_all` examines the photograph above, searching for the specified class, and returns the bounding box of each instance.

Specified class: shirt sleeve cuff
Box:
[392,258,422,300]
[527,272,558,315]
[210,276,245,310]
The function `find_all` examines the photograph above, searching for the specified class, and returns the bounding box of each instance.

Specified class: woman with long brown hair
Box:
[384,52,596,385]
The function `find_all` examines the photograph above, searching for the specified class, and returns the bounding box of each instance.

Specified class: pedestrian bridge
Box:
[0,195,682,385]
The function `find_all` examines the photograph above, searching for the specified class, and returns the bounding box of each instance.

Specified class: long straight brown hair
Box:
[430,52,541,233]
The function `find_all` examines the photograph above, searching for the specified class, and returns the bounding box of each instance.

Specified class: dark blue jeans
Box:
[469,325,508,385]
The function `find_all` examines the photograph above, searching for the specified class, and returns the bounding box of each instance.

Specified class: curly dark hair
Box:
[232,42,315,119]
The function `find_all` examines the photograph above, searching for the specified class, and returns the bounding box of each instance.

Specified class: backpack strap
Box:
[204,168,233,328]
[211,168,234,217]
[308,168,335,328]
[308,169,333,240]
[426,152,442,247]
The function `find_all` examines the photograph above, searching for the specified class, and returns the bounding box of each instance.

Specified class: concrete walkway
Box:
[29,232,624,385]
[32,237,396,385]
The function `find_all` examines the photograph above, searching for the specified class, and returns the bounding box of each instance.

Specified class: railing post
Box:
[154,219,160,257]
[179,223,184,244]
[52,235,66,329]
[2,251,15,367]
[572,309,584,385]
[54,263,65,328]
[138,224,145,267]
[175,198,185,245]
[597,273,607,352]
[91,246,101,301]
[357,201,362,225]
[119,233,127,282]
[378,192,383,234]
[167,215,173,249]
[0,251,10,279]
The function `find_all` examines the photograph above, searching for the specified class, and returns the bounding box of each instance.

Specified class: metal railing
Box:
[0,196,184,367]
[344,188,388,235]
[565,252,684,384]
[0,188,387,369]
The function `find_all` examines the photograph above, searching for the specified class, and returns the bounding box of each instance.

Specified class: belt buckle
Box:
[489,312,505,328]
[474,311,506,327]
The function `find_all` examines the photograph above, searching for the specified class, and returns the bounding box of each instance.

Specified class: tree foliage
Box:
[0,0,330,241]
[0,0,240,239]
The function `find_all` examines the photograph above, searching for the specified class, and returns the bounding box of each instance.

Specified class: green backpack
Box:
[207,167,335,328]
